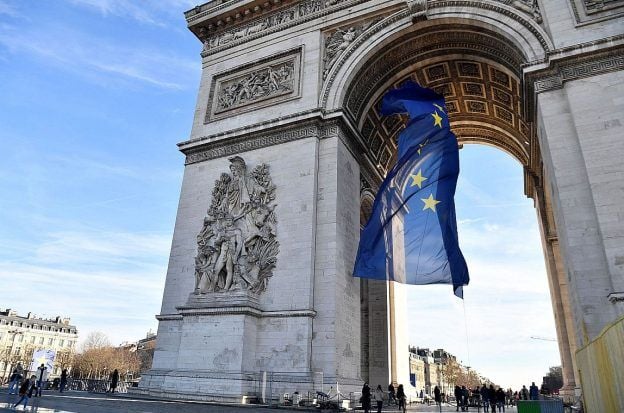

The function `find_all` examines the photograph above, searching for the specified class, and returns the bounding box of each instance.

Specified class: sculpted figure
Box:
[193,157,278,295]
[323,27,357,78]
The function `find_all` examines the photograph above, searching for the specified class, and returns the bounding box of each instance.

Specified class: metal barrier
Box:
[517,399,564,413]
[66,378,130,394]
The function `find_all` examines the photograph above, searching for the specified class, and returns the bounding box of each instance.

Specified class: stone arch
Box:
[323,3,553,112]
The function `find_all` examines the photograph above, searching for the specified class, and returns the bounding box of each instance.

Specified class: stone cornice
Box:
[176,306,317,318]
[523,38,624,121]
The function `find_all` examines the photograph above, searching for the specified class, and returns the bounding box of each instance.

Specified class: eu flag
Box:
[353,81,469,298]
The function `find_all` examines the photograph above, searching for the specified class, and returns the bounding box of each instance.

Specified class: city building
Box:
[0,308,78,381]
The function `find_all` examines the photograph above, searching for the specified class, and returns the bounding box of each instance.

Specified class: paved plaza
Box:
[0,391,519,413]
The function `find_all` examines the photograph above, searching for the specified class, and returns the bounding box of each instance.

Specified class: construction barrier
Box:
[517,399,563,413]
[575,315,624,413]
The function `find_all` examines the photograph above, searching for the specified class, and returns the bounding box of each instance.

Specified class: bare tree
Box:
[82,332,111,351]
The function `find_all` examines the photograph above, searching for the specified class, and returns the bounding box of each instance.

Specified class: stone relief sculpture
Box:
[193,156,279,295]
[323,19,381,79]
[216,62,294,113]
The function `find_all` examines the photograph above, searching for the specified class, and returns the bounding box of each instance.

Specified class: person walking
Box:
[374,385,384,413]
[7,363,24,395]
[480,384,489,412]
[461,386,469,412]
[434,385,441,407]
[529,382,539,400]
[489,385,497,413]
[454,385,462,411]
[396,384,407,413]
[361,382,371,413]
[520,385,529,400]
[59,369,68,393]
[388,383,396,405]
[496,387,506,412]
[109,369,119,394]
[13,375,36,409]
[36,363,47,397]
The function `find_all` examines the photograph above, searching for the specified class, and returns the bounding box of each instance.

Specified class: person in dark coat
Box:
[529,382,539,400]
[110,369,119,394]
[454,385,462,411]
[496,387,506,412]
[461,386,469,411]
[396,384,407,413]
[59,369,68,393]
[361,383,371,413]
[388,383,396,405]
[8,363,24,395]
[480,384,489,412]
[13,375,36,409]
[488,385,497,412]
[434,385,441,406]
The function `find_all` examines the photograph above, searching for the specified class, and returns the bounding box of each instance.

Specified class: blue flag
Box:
[353,81,469,298]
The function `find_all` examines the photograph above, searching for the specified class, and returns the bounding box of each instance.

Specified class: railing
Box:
[65,378,132,394]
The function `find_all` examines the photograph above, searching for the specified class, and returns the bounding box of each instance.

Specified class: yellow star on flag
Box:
[431,111,443,128]
[409,170,427,188]
[421,194,441,212]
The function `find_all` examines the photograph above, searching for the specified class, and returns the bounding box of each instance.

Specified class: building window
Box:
[39,337,44,345]
[18,335,24,343]
[30,336,35,344]
[59,339,65,347]
[48,338,54,346]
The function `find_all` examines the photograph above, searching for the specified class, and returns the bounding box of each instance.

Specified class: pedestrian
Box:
[13,375,36,409]
[388,383,396,405]
[434,385,441,407]
[36,363,47,397]
[374,384,384,413]
[521,385,529,400]
[529,382,539,400]
[110,369,119,393]
[361,382,371,413]
[7,363,24,395]
[454,385,462,411]
[59,369,68,393]
[396,384,407,413]
[480,384,489,412]
[496,387,506,412]
[489,385,497,413]
[461,386,469,412]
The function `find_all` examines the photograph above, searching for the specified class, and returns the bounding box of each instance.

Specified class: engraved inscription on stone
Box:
[193,156,279,295]
[207,49,301,121]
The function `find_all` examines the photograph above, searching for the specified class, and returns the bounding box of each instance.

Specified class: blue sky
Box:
[0,0,559,390]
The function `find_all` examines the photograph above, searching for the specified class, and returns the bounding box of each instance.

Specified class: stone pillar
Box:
[536,70,624,346]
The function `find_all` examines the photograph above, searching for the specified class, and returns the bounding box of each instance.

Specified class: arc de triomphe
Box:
[136,0,624,404]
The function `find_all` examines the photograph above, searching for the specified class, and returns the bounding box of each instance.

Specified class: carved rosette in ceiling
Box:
[193,156,279,296]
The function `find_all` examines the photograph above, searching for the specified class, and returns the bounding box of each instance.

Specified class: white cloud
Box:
[0,230,170,346]
[405,216,560,390]
[0,22,199,90]
[65,0,197,26]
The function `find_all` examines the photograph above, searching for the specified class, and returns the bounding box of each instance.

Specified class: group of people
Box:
[453,381,542,412]
[360,383,408,413]
[6,363,68,409]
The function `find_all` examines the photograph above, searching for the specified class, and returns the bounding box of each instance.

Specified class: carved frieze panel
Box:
[205,48,302,122]
[569,0,624,24]
[193,156,279,296]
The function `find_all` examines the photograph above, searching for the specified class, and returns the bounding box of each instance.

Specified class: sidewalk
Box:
[0,391,519,412]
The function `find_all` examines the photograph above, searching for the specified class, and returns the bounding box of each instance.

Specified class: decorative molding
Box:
[155,314,183,321]
[607,292,624,303]
[198,0,368,56]
[568,0,624,25]
[529,49,624,94]
[185,121,320,164]
[177,306,317,318]
[191,156,279,296]
[205,47,302,122]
